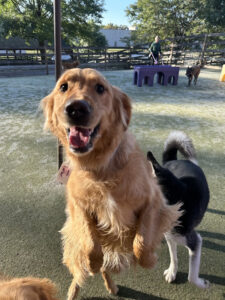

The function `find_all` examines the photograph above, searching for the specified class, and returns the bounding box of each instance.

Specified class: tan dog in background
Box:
[186,65,201,86]
[41,68,181,300]
[0,276,59,300]
[62,60,79,71]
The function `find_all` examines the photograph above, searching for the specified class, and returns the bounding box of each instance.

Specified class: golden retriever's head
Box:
[41,68,132,164]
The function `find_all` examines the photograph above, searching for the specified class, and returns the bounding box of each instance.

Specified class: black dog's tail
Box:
[163,131,198,165]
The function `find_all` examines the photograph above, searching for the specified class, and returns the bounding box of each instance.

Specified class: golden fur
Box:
[41,68,181,300]
[0,276,59,300]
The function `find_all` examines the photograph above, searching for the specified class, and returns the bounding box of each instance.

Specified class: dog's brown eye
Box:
[95,84,105,94]
[60,83,68,92]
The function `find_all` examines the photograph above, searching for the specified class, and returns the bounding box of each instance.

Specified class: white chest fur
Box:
[98,194,134,272]
[97,193,124,238]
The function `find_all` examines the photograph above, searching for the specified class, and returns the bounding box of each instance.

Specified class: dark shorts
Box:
[152,52,159,60]
[149,52,159,64]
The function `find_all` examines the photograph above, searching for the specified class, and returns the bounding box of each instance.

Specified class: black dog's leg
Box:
[164,233,178,283]
[186,231,210,288]
[188,76,192,86]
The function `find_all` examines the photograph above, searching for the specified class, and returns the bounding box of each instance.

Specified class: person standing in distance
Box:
[149,36,162,64]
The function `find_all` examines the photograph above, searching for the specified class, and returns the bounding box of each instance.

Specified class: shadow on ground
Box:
[81,285,169,300]
[207,208,225,216]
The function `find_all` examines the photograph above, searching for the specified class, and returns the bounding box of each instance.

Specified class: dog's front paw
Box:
[101,270,119,295]
[164,265,177,283]
[137,251,157,269]
[189,277,210,289]
[109,284,119,295]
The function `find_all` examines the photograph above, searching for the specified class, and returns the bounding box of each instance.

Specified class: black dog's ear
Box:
[147,151,162,172]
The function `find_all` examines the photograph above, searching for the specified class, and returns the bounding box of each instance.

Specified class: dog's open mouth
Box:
[67,124,100,153]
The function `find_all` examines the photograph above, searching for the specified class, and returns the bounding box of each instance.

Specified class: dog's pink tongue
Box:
[69,127,90,148]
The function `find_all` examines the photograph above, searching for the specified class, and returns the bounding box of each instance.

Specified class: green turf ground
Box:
[0,67,224,299]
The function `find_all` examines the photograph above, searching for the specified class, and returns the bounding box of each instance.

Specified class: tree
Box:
[80,21,108,47]
[0,0,105,53]
[0,0,54,48]
[126,0,203,43]
[119,30,141,47]
[193,0,225,31]
[61,0,104,45]
[102,23,129,30]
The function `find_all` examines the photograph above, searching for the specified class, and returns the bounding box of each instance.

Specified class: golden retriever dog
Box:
[41,68,181,300]
[0,276,59,300]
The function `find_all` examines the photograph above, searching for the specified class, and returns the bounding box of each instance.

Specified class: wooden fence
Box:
[0,32,224,68]
[0,47,148,68]
[160,32,225,66]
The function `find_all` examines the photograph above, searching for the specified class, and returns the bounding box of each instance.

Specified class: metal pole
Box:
[54,0,63,169]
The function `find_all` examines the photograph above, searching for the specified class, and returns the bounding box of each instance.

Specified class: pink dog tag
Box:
[56,163,72,184]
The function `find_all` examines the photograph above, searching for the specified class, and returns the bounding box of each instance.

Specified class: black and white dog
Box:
[147,131,210,288]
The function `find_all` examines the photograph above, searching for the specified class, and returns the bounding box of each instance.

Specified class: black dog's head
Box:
[186,67,193,78]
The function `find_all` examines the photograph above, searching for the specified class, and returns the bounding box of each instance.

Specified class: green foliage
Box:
[119,36,131,47]
[87,30,108,48]
[102,23,129,30]
[61,0,105,46]
[126,0,224,44]
[120,31,142,47]
[0,0,105,47]
[193,0,225,31]
[126,0,202,43]
[77,21,108,47]
[0,0,53,46]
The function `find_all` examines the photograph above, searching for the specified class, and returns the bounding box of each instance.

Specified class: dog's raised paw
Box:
[164,266,177,283]
[109,284,119,295]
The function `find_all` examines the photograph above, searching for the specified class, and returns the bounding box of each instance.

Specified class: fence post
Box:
[54,0,63,170]
[200,34,208,64]
[77,47,79,61]
[129,48,132,67]
[169,43,174,65]
[104,48,107,70]
[45,46,49,75]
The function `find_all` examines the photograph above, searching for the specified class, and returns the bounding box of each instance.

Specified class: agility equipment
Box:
[133,65,179,87]
[219,64,225,82]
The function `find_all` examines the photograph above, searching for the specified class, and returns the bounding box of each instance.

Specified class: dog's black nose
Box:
[64,100,92,126]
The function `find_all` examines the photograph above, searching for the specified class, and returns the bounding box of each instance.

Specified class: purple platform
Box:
[133,65,179,87]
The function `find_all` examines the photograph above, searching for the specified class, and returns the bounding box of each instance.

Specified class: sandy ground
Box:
[0,67,224,299]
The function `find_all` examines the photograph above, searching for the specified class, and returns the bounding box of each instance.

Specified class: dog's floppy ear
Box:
[41,93,54,131]
[112,86,132,130]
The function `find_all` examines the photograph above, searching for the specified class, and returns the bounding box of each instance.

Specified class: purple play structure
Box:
[133,65,180,87]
